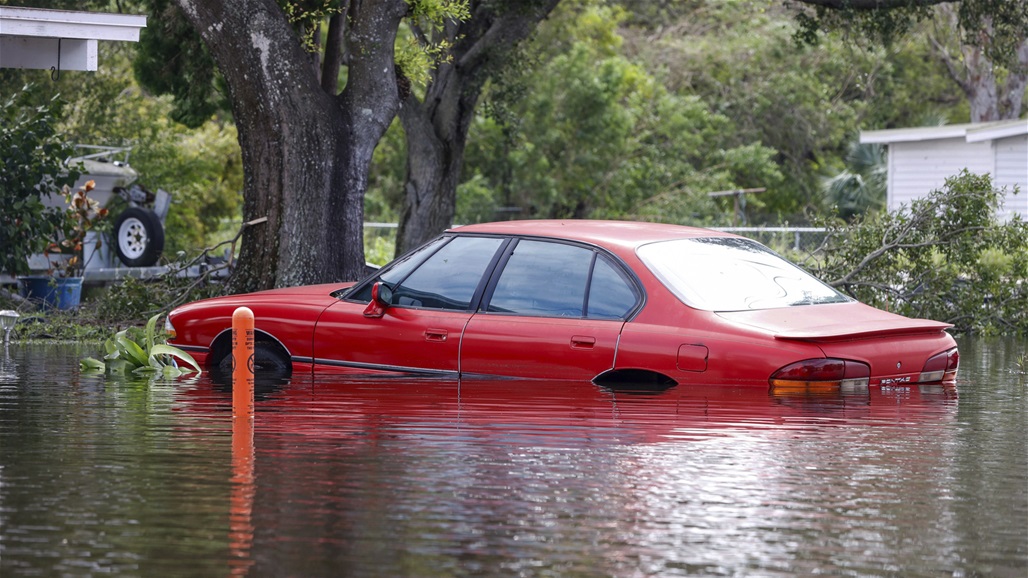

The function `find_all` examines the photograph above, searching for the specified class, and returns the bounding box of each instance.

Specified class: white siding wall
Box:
[992,135,1028,221]
[887,139,994,212]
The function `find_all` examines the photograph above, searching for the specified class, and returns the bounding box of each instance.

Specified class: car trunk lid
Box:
[716,302,951,343]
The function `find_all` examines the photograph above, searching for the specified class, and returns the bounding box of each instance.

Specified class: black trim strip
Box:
[176,344,208,353]
[296,356,459,378]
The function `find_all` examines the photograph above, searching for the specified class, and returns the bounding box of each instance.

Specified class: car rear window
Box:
[637,237,850,311]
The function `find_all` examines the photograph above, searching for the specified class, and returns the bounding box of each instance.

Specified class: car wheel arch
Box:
[208,328,292,373]
[593,368,677,391]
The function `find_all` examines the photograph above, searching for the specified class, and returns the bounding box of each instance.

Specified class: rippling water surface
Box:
[0,337,1025,577]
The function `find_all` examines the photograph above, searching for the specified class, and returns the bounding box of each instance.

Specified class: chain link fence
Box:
[713,227,828,256]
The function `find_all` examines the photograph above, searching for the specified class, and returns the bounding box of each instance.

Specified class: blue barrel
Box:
[20,276,83,310]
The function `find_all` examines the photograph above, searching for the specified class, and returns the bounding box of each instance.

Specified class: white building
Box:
[860,119,1028,222]
[0,6,145,75]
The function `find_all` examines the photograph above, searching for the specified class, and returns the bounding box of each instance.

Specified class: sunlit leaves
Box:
[457,1,782,225]
[809,171,1028,334]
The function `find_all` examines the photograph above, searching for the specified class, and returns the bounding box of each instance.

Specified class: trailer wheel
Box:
[113,207,164,267]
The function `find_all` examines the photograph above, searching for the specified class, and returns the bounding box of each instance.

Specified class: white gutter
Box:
[0,6,146,73]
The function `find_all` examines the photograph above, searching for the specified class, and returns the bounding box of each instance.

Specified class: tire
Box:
[215,340,293,380]
[113,207,164,267]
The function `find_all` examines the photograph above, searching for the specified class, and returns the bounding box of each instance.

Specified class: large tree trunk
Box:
[395,52,470,254]
[931,7,1028,122]
[174,0,406,291]
[395,0,560,256]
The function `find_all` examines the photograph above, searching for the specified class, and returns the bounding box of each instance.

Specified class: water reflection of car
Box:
[166,220,959,391]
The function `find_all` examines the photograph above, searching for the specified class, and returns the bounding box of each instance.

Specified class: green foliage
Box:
[81,313,202,376]
[57,43,244,256]
[134,0,227,127]
[457,1,782,225]
[808,171,1028,335]
[794,0,1028,69]
[822,141,886,220]
[93,263,225,324]
[794,2,934,49]
[4,309,111,342]
[279,0,345,52]
[625,2,887,223]
[0,86,80,276]
[394,1,471,90]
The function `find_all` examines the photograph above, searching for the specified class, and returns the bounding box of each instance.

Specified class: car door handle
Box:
[571,335,596,349]
[425,329,448,342]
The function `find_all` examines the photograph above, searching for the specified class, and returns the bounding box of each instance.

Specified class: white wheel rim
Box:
[118,217,149,260]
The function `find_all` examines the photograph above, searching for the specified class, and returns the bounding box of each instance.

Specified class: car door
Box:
[460,239,642,380]
[313,235,507,375]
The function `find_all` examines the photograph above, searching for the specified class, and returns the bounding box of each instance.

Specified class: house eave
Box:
[860,119,1028,145]
[0,6,146,72]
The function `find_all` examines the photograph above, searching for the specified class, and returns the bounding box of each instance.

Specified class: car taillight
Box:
[919,347,959,383]
[769,358,870,392]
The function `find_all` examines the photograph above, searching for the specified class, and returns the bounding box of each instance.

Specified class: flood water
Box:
[0,337,1025,577]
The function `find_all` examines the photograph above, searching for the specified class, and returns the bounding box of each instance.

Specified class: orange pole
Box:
[232,307,255,418]
[229,306,256,575]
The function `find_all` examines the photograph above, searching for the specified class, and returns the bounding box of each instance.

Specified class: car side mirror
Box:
[362,282,393,318]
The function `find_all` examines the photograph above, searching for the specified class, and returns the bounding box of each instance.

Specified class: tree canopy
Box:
[1,0,1024,290]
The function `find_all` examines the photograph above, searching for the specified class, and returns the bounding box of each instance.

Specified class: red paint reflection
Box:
[177,375,958,576]
[185,375,958,446]
[229,416,254,576]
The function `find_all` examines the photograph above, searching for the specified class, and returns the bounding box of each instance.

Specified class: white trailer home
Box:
[860,119,1028,222]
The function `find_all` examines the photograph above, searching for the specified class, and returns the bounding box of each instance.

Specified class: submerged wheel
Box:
[215,340,292,377]
[113,207,164,267]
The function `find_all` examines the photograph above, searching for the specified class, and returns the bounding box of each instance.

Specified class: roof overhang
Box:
[860,119,1028,145]
[0,6,146,72]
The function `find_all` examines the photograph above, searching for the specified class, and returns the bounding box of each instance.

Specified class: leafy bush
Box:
[0,87,81,275]
[808,170,1027,334]
[93,261,226,324]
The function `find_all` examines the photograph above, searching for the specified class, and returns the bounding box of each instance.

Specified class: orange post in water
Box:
[232,307,255,417]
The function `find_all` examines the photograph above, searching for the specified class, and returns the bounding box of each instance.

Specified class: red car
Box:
[166,220,959,390]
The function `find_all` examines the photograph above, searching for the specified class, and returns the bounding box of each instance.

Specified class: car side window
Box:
[587,255,640,319]
[487,240,592,317]
[390,236,504,311]
[347,236,447,303]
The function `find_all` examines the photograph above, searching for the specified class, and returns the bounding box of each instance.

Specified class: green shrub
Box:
[0,87,80,275]
[808,171,1027,334]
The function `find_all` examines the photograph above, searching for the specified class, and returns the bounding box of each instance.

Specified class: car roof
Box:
[449,220,739,250]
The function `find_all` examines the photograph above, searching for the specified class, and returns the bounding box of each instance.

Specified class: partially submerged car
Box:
[166,220,959,390]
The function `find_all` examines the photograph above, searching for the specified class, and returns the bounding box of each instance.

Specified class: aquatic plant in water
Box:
[81,314,201,377]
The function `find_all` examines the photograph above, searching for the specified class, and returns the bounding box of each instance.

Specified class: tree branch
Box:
[795,0,947,9]
[321,11,347,94]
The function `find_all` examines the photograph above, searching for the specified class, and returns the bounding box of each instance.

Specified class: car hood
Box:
[716,301,952,342]
[244,283,355,298]
[177,283,355,311]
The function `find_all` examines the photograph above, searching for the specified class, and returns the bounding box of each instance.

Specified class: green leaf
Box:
[144,313,160,353]
[106,359,131,374]
[150,344,203,374]
[115,331,149,367]
[80,357,105,371]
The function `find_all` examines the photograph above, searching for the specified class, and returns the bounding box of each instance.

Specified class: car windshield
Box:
[637,237,851,311]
